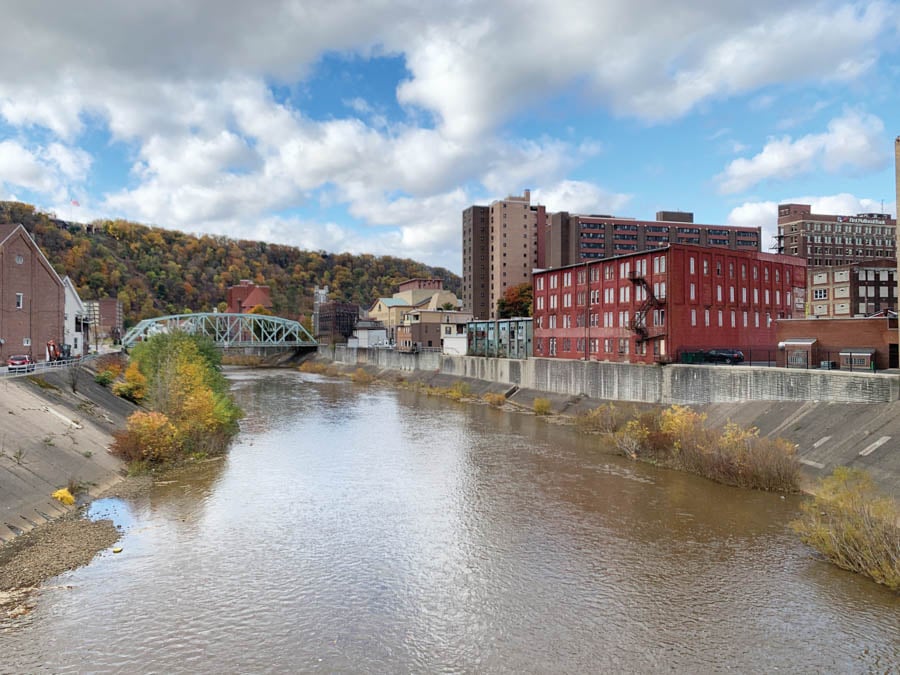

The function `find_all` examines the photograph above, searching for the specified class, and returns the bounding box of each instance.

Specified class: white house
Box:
[61,276,89,356]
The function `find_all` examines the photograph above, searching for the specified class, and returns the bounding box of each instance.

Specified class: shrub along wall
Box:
[330,347,898,405]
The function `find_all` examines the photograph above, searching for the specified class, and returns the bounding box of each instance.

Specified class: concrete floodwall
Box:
[663,365,900,404]
[327,347,899,404]
[332,345,441,372]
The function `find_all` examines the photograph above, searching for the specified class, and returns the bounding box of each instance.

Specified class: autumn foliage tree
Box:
[496,282,533,318]
[111,333,241,465]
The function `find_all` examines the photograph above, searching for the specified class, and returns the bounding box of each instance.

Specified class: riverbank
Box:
[318,350,900,497]
[0,367,138,545]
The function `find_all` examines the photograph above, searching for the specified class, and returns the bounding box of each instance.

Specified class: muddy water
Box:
[2,369,898,673]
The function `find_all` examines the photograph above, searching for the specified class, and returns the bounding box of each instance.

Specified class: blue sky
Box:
[0,1,897,274]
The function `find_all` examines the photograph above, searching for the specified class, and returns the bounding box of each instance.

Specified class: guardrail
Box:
[0,352,107,379]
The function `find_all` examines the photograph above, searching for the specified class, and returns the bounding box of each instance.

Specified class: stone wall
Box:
[329,346,899,404]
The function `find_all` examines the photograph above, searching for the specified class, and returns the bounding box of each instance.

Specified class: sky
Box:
[0,1,898,275]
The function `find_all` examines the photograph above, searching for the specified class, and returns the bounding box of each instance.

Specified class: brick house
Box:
[532,244,807,364]
[0,223,65,362]
[226,280,273,313]
[775,316,898,370]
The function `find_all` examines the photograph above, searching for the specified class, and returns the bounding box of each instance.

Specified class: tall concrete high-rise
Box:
[462,205,490,319]
[463,191,545,319]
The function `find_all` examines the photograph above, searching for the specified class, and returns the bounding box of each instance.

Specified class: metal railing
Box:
[0,352,106,379]
[677,348,880,372]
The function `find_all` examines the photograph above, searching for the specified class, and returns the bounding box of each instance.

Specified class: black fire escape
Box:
[627,271,665,343]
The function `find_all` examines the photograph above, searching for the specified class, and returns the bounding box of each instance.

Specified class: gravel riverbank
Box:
[0,475,153,624]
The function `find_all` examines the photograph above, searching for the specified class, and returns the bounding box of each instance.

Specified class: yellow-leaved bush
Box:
[112,411,181,463]
[111,332,242,466]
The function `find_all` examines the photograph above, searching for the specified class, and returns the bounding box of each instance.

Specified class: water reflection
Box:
[2,368,897,673]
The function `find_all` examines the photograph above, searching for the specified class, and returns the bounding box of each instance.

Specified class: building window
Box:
[691,308,696,326]
[813,289,828,300]
[689,257,695,274]
[15,254,23,264]
[15,293,23,309]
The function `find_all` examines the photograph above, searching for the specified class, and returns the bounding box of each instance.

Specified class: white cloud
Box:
[0,1,896,271]
[0,139,91,201]
[45,143,93,181]
[0,140,58,194]
[532,180,631,215]
[716,110,887,194]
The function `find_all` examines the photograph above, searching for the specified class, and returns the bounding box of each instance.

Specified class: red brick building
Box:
[775,317,898,370]
[532,244,807,364]
[0,223,65,362]
[226,280,273,313]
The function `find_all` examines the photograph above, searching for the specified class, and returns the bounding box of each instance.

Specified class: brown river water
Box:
[2,368,898,673]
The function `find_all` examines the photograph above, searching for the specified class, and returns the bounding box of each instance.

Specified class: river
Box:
[2,368,898,673]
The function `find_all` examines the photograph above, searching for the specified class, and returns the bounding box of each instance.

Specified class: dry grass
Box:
[351,368,376,384]
[792,467,899,591]
[533,398,552,415]
[298,360,340,376]
[483,392,507,407]
[221,354,264,366]
[607,404,800,492]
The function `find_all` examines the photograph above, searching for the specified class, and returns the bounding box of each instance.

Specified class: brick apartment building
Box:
[776,203,896,266]
[542,211,761,267]
[807,260,897,317]
[532,244,806,364]
[0,223,65,361]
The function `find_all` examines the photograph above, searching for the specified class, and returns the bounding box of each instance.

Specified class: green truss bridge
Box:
[121,313,317,350]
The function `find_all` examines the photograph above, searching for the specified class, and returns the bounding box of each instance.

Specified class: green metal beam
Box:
[122,313,317,349]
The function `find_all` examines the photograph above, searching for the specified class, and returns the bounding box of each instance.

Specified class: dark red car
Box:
[7,354,35,373]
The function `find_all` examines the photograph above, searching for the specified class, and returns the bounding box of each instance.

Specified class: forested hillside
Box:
[0,202,460,327]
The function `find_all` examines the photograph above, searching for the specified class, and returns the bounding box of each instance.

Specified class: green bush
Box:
[94,370,115,387]
[792,467,899,591]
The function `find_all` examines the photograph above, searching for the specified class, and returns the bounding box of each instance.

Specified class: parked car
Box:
[704,349,745,364]
[7,354,35,373]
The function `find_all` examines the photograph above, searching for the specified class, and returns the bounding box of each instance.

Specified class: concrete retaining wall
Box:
[330,346,899,404]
